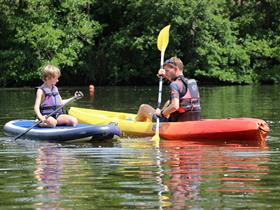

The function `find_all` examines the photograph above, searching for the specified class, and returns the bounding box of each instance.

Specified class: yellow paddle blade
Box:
[152,133,160,142]
[151,130,160,148]
[157,25,171,53]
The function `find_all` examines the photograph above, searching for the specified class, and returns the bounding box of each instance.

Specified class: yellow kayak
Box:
[69,107,154,137]
[69,107,270,142]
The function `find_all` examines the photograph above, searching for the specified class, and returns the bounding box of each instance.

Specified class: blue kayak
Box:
[4,120,121,142]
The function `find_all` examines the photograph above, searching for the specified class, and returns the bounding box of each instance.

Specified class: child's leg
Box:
[39,116,57,128]
[57,114,78,126]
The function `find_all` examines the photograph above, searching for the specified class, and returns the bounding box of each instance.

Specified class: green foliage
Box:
[1,0,280,86]
[184,0,252,83]
[0,0,101,86]
[227,0,280,83]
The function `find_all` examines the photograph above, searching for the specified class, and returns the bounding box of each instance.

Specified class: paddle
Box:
[151,25,171,145]
[14,91,84,140]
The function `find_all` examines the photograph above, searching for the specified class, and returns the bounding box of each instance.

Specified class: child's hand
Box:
[40,115,47,122]
[74,91,84,99]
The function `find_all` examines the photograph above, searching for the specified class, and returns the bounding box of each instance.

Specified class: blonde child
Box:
[34,64,78,127]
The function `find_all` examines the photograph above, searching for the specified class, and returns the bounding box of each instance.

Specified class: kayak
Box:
[69,107,270,142]
[4,120,121,142]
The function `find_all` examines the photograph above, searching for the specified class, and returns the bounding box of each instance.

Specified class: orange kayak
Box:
[69,107,270,142]
[158,118,270,142]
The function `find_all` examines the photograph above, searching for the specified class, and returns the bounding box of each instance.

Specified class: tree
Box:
[227,0,280,83]
[0,0,101,86]
[1,0,280,86]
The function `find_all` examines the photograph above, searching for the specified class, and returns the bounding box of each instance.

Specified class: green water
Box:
[0,85,280,209]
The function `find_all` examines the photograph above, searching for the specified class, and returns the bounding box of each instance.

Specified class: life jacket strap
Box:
[44,92,59,96]
[40,105,60,110]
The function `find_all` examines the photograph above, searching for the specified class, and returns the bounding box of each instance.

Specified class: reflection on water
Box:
[34,144,63,209]
[117,139,271,209]
[0,135,275,209]
[161,140,269,196]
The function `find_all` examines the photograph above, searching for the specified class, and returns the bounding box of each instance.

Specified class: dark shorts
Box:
[51,112,63,119]
[170,111,201,122]
[38,112,63,120]
[152,114,169,122]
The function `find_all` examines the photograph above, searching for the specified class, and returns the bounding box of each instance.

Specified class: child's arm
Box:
[62,97,72,105]
[62,91,83,105]
[34,89,45,121]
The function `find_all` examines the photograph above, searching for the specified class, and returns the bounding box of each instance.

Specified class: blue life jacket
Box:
[38,84,63,116]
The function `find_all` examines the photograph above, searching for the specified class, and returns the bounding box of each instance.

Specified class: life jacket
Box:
[38,84,63,116]
[176,76,201,113]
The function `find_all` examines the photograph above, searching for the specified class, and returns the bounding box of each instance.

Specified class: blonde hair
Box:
[41,64,61,81]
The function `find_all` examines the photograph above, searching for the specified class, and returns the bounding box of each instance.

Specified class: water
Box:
[0,85,280,209]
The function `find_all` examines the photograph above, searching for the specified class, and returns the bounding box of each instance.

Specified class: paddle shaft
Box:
[14,95,81,140]
[154,53,165,137]
[152,24,170,143]
[157,53,165,108]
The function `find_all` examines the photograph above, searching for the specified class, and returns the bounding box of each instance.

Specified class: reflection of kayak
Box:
[4,120,121,142]
[69,107,270,142]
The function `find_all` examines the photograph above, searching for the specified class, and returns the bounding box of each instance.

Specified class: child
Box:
[34,64,78,127]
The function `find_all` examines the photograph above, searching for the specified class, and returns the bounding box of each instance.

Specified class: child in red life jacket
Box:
[34,64,78,127]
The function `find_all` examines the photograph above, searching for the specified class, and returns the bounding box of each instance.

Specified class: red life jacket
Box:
[38,84,63,116]
[176,76,201,113]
